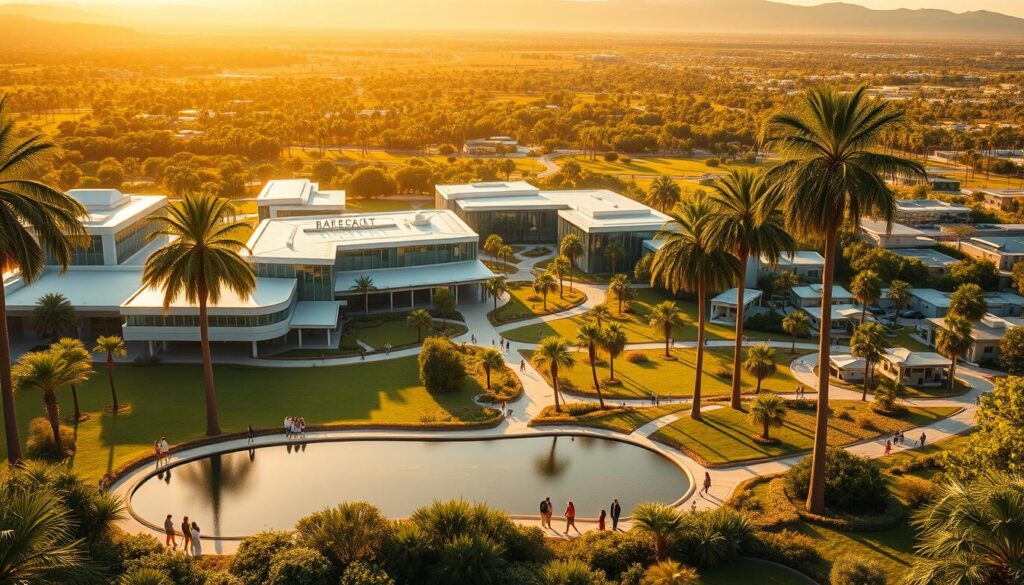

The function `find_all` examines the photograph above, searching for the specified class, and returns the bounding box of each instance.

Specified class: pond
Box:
[130,435,689,538]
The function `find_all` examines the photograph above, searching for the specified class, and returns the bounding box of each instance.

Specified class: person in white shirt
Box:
[190,522,202,558]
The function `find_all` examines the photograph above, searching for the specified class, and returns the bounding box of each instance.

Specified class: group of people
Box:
[152,437,170,467]
[163,514,202,558]
[538,498,623,534]
[493,338,512,352]
[884,430,927,455]
[284,416,306,438]
[794,385,807,399]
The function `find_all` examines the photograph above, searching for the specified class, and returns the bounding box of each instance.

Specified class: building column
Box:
[390,292,394,312]
[454,285,459,305]
[147,340,154,357]
[251,341,258,358]
[429,288,434,303]
[298,329,303,348]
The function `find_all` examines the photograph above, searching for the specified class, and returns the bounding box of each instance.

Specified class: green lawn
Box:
[503,287,777,343]
[490,281,587,324]
[343,198,419,213]
[529,347,811,400]
[699,558,812,585]
[886,325,932,353]
[530,403,686,434]
[353,319,467,350]
[0,356,490,482]
[572,155,765,181]
[483,260,519,275]
[650,400,959,467]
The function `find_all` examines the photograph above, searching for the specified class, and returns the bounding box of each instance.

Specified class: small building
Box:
[877,347,952,387]
[463,137,519,155]
[891,248,959,275]
[976,189,1024,212]
[959,236,1024,272]
[907,288,1024,319]
[894,199,971,226]
[757,251,826,283]
[829,354,867,383]
[709,288,762,324]
[256,179,346,221]
[924,313,1023,364]
[858,218,934,249]
[803,304,862,335]
[927,176,962,193]
[790,284,854,309]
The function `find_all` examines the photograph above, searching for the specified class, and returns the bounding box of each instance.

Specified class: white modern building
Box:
[959,236,1024,272]
[858,219,935,249]
[891,248,959,275]
[709,288,762,325]
[754,251,826,286]
[907,288,1024,319]
[894,199,971,226]
[789,284,854,309]
[829,354,867,383]
[877,347,952,387]
[975,189,1024,212]
[256,179,346,220]
[803,304,862,335]
[923,313,1023,364]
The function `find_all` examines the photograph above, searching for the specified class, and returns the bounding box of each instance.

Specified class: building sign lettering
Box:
[305,218,394,232]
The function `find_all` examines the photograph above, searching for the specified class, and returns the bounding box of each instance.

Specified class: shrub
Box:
[418,337,466,393]
[339,561,395,585]
[563,402,603,417]
[436,534,506,585]
[625,352,649,364]
[266,547,335,585]
[118,568,173,585]
[830,556,887,585]
[672,508,757,568]
[619,156,632,164]
[295,502,391,566]
[705,157,720,167]
[784,448,888,514]
[567,530,654,580]
[25,417,76,459]
[133,354,162,366]
[836,409,854,421]
[616,563,646,585]
[539,559,612,585]
[603,151,619,162]
[898,476,937,507]
[497,563,542,585]
[230,531,294,585]
[753,529,828,584]
[102,532,164,576]
[744,309,784,334]
[124,552,209,585]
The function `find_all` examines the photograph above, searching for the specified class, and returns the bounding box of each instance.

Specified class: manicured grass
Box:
[353,319,466,350]
[530,403,686,434]
[885,325,932,353]
[503,287,778,343]
[572,155,765,181]
[529,347,811,400]
[699,558,813,585]
[482,260,519,275]
[0,356,490,482]
[343,198,420,213]
[533,259,611,285]
[520,246,552,258]
[650,400,959,467]
[490,281,587,324]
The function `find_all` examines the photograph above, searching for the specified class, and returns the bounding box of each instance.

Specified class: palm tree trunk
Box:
[590,346,604,409]
[730,247,749,410]
[763,418,769,440]
[692,278,706,420]
[756,377,762,394]
[609,355,615,382]
[806,222,838,515]
[552,364,561,412]
[198,288,222,436]
[664,325,670,358]
[948,357,957,392]
[70,384,81,422]
[862,361,870,401]
[44,389,62,456]
[106,355,119,411]
[486,368,491,389]
[364,291,369,315]
[0,286,23,464]
[791,335,796,354]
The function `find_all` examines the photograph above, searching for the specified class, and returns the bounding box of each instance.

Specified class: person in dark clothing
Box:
[610,498,622,531]
[539,498,550,528]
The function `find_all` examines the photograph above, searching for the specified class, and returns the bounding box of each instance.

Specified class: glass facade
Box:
[115,209,165,264]
[254,263,334,301]
[125,305,292,328]
[463,210,558,243]
[45,235,105,266]
[334,242,476,271]
[558,219,654,274]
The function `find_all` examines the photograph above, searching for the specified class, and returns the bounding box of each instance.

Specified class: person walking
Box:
[539,498,550,528]
[598,509,606,531]
[564,501,578,534]
[919,432,927,447]
[154,439,162,467]
[159,437,170,466]
[702,472,712,496]
[884,440,892,456]
[246,425,254,444]
[544,497,553,528]
[610,498,621,531]
[180,515,192,557]
[520,359,526,372]
[163,514,177,549]
[190,522,202,559]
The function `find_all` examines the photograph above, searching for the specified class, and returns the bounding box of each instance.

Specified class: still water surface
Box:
[131,435,689,537]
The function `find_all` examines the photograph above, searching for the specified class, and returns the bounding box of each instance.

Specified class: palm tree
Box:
[773,270,799,298]
[742,344,777,394]
[647,175,682,213]
[532,272,557,312]
[484,233,503,263]
[608,273,634,315]
[590,304,612,327]
[905,471,1024,585]
[748,393,786,441]
[500,244,515,269]
[706,168,794,410]
[92,335,127,413]
[782,311,810,353]
[32,293,77,342]
[642,560,699,585]
[532,336,575,413]
[935,314,972,393]
[887,280,911,325]
[604,241,626,274]
[600,322,627,383]
[850,322,887,400]
[483,276,508,313]
[0,96,88,464]
[576,321,606,409]
[477,347,504,390]
[648,301,683,359]
[762,84,923,514]
[650,197,740,420]
[631,502,683,559]
[949,283,988,321]
[0,491,99,583]
[13,350,90,456]
[49,338,92,423]
[350,275,377,315]
[549,255,571,298]
[406,309,434,343]
[850,269,882,325]
[143,192,256,437]
[560,233,584,291]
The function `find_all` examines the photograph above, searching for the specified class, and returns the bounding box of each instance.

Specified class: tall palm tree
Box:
[631,502,683,560]
[762,84,923,514]
[782,311,810,353]
[706,168,793,410]
[532,272,557,311]
[590,304,612,327]
[0,96,88,464]
[13,350,90,456]
[742,344,777,394]
[935,314,972,393]
[648,301,683,359]
[0,491,99,583]
[608,273,634,315]
[646,175,682,213]
[549,255,571,298]
[650,197,739,420]
[143,192,256,437]
[484,233,504,263]
[949,283,988,322]
[850,269,882,325]
[604,241,626,274]
[350,275,377,315]
[532,336,575,413]
[476,347,504,390]
[32,293,77,342]
[887,280,911,325]
[905,471,1024,585]
[483,276,508,313]
[49,338,92,423]
[92,335,127,413]
[850,322,887,400]
[559,233,583,291]
[601,322,627,383]
[576,321,606,409]
[406,309,434,343]
[642,559,699,585]
[748,393,786,441]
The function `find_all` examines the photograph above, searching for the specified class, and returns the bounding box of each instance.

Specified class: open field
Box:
[490,280,587,324]
[531,403,686,433]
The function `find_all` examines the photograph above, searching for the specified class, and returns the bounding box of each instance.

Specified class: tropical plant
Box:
[500,244,515,267]
[762,84,923,514]
[93,335,127,413]
[266,547,334,585]
[830,557,886,585]
[576,321,607,409]
[484,234,504,263]
[32,293,77,341]
[532,336,575,412]
[477,347,505,390]
[641,560,699,585]
[873,378,906,413]
[781,310,810,353]
[631,503,683,560]
[0,491,100,584]
[850,322,888,400]
[533,272,558,311]
[648,301,683,359]
[295,501,390,566]
[406,309,434,343]
[484,276,508,313]
[608,274,634,315]
[650,196,739,419]
[418,337,465,393]
[887,279,911,322]
[748,393,786,440]
[948,283,988,321]
[741,344,777,393]
[600,323,627,383]
[905,471,1024,585]
[590,304,612,327]
[604,241,626,274]
[48,338,92,423]
[13,350,91,457]
[772,270,799,296]
[540,559,612,585]
[706,168,794,410]
[350,275,378,315]
[432,287,457,330]
[850,269,882,325]
[549,255,571,298]
[935,314,972,392]
[634,253,653,282]
[437,534,505,585]
[0,96,88,465]
[646,175,682,213]
[560,233,584,291]
[142,192,256,436]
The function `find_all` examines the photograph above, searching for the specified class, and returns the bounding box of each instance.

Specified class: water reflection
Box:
[534,436,570,478]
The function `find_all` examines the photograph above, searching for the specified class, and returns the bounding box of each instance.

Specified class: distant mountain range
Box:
[0,0,1022,40]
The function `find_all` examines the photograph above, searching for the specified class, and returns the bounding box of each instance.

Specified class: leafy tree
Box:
[311,159,336,186]
[1011,261,1024,296]
[630,503,682,560]
[96,157,125,188]
[608,274,634,315]
[604,241,626,274]
[935,314,972,393]
[13,350,90,457]
[347,167,395,198]
[784,447,887,514]
[999,327,1024,374]
[418,337,465,394]
[32,292,77,342]
[477,347,504,390]
[949,258,999,289]
[850,270,882,325]
[600,323,627,383]
[560,233,584,291]
[648,301,683,359]
[532,336,575,412]
[57,163,82,191]
[948,283,988,321]
[772,270,799,297]
[49,338,92,423]
[762,85,922,514]
[349,275,377,316]
[484,234,504,263]
[143,192,256,436]
[483,276,508,313]
[93,335,127,413]
[646,175,682,213]
[533,272,558,312]
[576,321,607,409]
[748,393,786,440]
[782,310,810,353]
[432,287,457,330]
[742,344,777,394]
[948,376,1024,478]
[850,322,887,400]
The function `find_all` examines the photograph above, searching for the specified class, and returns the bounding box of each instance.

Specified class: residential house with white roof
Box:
[891,248,959,275]
[256,179,346,220]
[789,284,854,309]
[877,347,952,387]
[708,288,762,325]
[858,218,934,249]
[894,199,971,226]
[923,313,1023,364]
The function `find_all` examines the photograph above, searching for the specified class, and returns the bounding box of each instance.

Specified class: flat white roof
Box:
[891,248,958,267]
[334,260,494,293]
[859,218,926,237]
[436,181,539,199]
[765,251,825,267]
[896,199,970,213]
[67,189,167,235]
[3,268,144,312]
[805,304,861,320]
[964,236,1024,254]
[830,354,866,369]
[256,179,345,209]
[290,301,344,328]
[710,288,762,307]
[979,189,1024,198]
[882,347,952,368]
[792,284,853,299]
[247,210,478,265]
[122,277,295,315]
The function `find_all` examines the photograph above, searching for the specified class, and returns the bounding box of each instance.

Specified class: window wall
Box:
[334,242,476,271]
[464,210,558,243]
[125,305,293,328]
[254,263,334,301]
[557,219,654,274]
[115,209,165,264]
[45,235,105,266]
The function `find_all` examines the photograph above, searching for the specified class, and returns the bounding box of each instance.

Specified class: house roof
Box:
[334,260,495,293]
[829,354,866,370]
[881,347,952,368]
[791,284,853,299]
[710,288,762,307]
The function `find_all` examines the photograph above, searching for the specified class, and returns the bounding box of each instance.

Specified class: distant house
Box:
[976,189,1024,212]
[907,288,1024,319]
[894,199,971,226]
[858,218,934,249]
[959,236,1024,272]
[803,304,862,335]
[877,347,951,387]
[924,313,1023,364]
[757,251,826,283]
[463,137,519,155]
[928,176,962,193]
[829,354,867,383]
[709,288,762,325]
[891,248,958,276]
[789,284,854,309]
